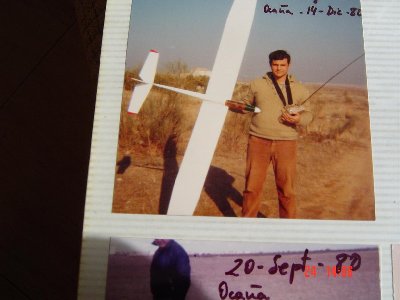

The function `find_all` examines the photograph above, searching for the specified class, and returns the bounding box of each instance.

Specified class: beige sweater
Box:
[245,73,313,140]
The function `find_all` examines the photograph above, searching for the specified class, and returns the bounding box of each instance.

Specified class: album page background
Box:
[78,0,400,298]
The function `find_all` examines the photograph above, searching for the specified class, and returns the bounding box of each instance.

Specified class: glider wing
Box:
[167,0,257,215]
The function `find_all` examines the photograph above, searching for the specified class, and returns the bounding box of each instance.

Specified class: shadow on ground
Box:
[159,135,179,214]
[204,166,243,217]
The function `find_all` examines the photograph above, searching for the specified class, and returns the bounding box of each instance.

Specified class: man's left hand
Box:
[281,111,301,124]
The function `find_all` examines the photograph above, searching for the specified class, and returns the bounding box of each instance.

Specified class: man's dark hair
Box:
[269,50,291,65]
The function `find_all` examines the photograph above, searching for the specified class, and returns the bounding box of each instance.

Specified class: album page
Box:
[78,0,400,298]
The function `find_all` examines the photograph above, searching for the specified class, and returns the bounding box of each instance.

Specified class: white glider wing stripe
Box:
[206,0,257,102]
[153,83,208,101]
[127,83,153,114]
[167,0,257,215]
[128,51,159,114]
[139,50,158,83]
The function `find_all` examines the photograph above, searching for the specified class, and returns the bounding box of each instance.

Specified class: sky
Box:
[125,0,367,86]
[109,238,375,256]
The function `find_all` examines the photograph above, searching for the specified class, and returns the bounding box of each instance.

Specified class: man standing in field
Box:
[150,239,191,300]
[242,50,312,218]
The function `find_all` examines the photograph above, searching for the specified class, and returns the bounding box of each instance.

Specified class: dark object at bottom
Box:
[151,240,191,300]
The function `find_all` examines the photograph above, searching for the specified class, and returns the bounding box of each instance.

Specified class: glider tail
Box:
[127,50,159,114]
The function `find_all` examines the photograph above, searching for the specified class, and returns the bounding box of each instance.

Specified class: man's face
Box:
[270,58,290,82]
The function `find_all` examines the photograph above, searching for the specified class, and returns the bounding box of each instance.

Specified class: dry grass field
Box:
[106,248,380,300]
[112,77,374,220]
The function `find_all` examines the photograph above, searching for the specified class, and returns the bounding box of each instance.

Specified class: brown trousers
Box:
[242,135,297,218]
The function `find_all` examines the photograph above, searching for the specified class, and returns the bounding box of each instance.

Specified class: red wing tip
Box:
[127,112,137,115]
[150,49,158,53]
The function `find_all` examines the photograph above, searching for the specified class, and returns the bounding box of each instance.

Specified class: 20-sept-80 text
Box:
[218,249,362,300]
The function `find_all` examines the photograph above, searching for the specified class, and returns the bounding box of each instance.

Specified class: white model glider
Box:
[128,0,257,215]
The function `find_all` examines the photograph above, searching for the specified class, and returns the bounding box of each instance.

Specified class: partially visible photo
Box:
[106,238,380,300]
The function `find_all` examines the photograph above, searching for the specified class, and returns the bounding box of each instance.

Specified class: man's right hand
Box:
[225,100,260,113]
[281,111,301,124]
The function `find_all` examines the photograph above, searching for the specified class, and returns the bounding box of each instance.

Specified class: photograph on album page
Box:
[112,0,374,220]
[106,237,380,300]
